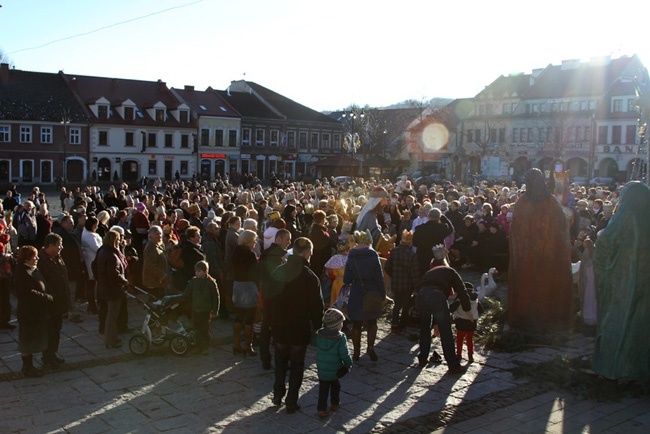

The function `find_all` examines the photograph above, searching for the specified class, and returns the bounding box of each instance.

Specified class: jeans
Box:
[416,287,459,368]
[273,343,307,407]
[317,380,341,411]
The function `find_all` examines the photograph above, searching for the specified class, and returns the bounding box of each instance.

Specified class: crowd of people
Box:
[0,172,626,408]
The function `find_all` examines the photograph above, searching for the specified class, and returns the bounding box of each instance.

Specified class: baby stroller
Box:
[126,286,195,356]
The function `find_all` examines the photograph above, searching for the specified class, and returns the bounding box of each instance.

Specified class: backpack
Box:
[168,243,184,270]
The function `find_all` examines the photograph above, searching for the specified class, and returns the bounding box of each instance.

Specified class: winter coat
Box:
[38,249,71,316]
[183,276,220,314]
[81,228,102,280]
[14,263,52,324]
[142,240,168,289]
[267,254,323,345]
[316,327,353,381]
[344,246,385,321]
[96,246,129,301]
[179,239,206,286]
[384,244,419,294]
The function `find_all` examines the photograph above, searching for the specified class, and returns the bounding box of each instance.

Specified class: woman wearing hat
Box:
[343,230,385,361]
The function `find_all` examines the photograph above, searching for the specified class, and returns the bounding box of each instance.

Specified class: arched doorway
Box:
[200,160,211,180]
[98,158,111,181]
[215,160,225,178]
[627,158,647,181]
[122,160,139,183]
[41,161,52,183]
[597,158,619,179]
[566,157,587,179]
[536,157,554,174]
[67,160,84,183]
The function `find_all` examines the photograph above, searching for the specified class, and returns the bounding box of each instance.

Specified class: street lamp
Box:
[61,114,70,183]
[341,108,365,154]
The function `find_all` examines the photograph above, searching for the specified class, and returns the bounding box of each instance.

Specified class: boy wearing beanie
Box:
[316,308,353,418]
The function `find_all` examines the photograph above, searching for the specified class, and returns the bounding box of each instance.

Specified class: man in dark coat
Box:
[267,237,324,414]
[38,233,70,367]
[53,214,84,323]
[412,208,453,275]
[258,229,292,370]
[179,225,206,291]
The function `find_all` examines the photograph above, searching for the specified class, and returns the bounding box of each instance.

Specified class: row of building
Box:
[1,54,648,188]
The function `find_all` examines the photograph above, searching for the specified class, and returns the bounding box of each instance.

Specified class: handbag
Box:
[352,258,385,314]
[336,365,350,378]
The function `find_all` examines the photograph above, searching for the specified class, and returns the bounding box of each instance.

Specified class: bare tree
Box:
[0,48,14,67]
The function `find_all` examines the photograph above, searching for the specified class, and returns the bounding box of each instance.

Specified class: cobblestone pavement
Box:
[2,280,649,433]
[1,188,648,433]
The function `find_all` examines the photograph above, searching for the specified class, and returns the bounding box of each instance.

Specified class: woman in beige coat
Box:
[142,226,169,299]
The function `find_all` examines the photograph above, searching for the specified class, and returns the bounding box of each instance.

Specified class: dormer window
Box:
[98,105,109,119]
[156,109,165,122]
[124,107,134,120]
[180,110,189,123]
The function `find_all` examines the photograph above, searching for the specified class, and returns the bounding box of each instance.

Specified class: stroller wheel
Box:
[170,335,190,356]
[129,334,150,356]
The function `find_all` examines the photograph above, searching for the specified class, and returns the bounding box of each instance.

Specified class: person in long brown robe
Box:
[508,168,573,333]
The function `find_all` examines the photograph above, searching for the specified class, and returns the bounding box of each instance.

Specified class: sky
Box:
[2,0,650,112]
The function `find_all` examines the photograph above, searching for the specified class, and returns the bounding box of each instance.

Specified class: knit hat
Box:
[323,308,345,328]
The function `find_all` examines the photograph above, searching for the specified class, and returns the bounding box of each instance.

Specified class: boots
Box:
[21,355,43,378]
[351,329,361,361]
[86,280,98,314]
[244,325,257,356]
[366,322,378,361]
[232,322,245,354]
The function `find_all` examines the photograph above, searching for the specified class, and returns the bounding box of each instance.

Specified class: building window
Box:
[242,129,251,145]
[0,125,9,142]
[626,125,637,144]
[598,126,608,144]
[201,129,210,146]
[333,134,340,150]
[474,129,481,143]
[180,161,188,175]
[99,131,108,146]
[98,105,108,119]
[124,106,134,120]
[512,128,518,143]
[502,103,510,114]
[628,99,638,113]
[287,131,296,148]
[181,134,189,149]
[156,109,165,122]
[20,126,32,143]
[215,129,224,147]
[255,129,264,146]
[41,127,52,144]
[467,129,474,143]
[584,126,591,141]
[612,125,622,145]
[311,133,319,150]
[299,132,307,149]
[322,133,330,149]
[580,101,587,111]
[511,103,517,113]
[270,130,279,146]
[228,130,237,147]
[540,103,547,112]
[589,100,596,110]
[521,128,528,142]
[148,160,157,175]
[489,128,497,143]
[612,99,623,113]
[180,110,189,123]
[70,128,81,145]
[148,133,157,148]
[125,132,134,147]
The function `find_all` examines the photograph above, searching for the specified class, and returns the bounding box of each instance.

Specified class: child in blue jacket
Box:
[316,308,353,418]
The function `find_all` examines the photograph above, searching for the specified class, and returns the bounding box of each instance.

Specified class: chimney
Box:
[0,63,9,83]
[561,59,581,70]
[184,85,194,91]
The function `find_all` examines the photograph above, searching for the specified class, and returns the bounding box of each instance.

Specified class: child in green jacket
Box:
[316,308,353,418]
[183,261,220,355]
